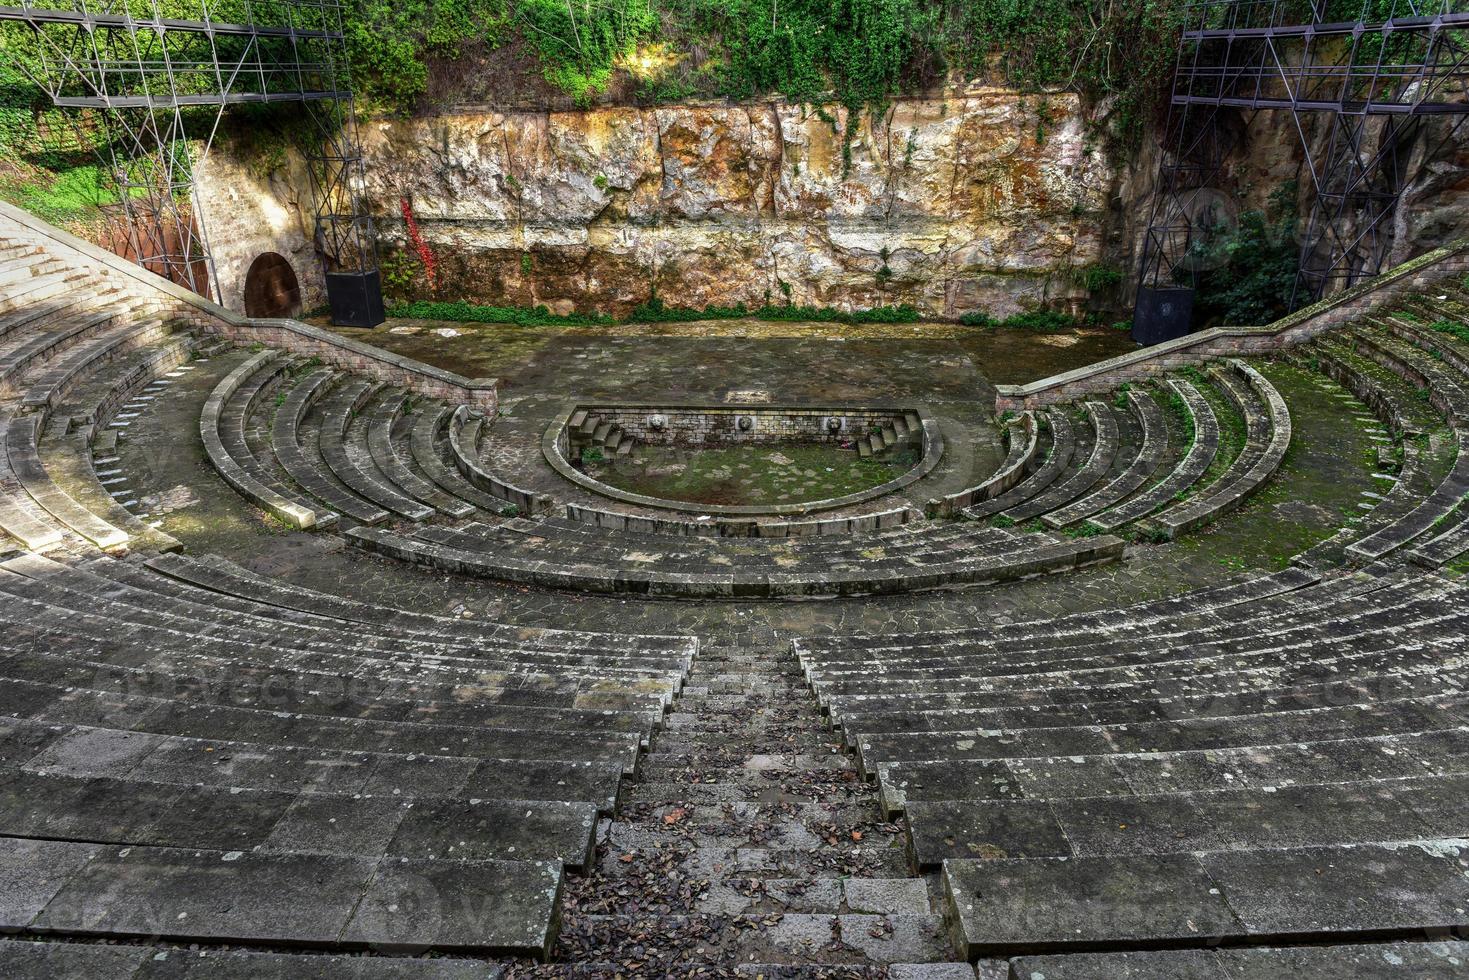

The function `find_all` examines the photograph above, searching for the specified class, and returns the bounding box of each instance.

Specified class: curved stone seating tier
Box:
[0,536,693,955]
[564,501,920,537]
[1002,401,1118,523]
[793,565,1469,953]
[1090,379,1220,531]
[944,838,1469,958]
[1337,325,1469,563]
[0,554,690,685]
[928,410,1038,517]
[270,367,392,524]
[1040,386,1167,528]
[409,404,511,513]
[0,408,65,552]
[964,408,1075,520]
[321,378,437,522]
[1139,360,1292,541]
[143,551,693,662]
[366,390,476,518]
[201,351,337,530]
[448,405,554,516]
[799,570,1439,678]
[346,517,1125,598]
[1291,340,1450,566]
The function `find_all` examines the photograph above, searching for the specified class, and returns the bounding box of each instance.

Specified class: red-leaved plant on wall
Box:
[400,196,437,294]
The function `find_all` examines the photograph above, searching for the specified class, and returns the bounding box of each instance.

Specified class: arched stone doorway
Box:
[243,252,302,318]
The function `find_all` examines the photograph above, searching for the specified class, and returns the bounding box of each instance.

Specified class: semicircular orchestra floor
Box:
[2,212,1468,979]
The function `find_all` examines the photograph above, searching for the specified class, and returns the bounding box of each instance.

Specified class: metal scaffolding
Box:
[0,0,377,315]
[1135,0,1469,341]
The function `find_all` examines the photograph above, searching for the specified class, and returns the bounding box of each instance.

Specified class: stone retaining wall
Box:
[0,200,498,412]
[994,239,1469,411]
[584,405,911,446]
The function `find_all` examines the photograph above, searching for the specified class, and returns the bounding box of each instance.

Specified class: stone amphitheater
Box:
[0,195,1467,980]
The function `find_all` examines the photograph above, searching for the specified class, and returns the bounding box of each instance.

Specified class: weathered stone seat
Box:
[347,515,1124,598]
[1335,322,1469,563]
[1041,385,1167,528]
[928,410,1039,517]
[964,408,1075,519]
[319,377,435,520]
[269,367,390,524]
[143,550,693,663]
[366,389,476,517]
[4,413,128,549]
[409,403,514,512]
[448,404,554,516]
[2,836,564,956]
[1091,378,1220,530]
[202,350,336,529]
[1142,360,1291,541]
[1003,400,1118,522]
[943,841,1469,958]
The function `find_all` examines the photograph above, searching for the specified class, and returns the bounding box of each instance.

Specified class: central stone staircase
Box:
[524,637,958,976]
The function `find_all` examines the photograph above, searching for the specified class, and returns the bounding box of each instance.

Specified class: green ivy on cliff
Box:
[347,0,510,110]
[340,0,1187,151]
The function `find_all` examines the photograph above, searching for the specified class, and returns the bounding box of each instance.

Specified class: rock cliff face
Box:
[357,86,1118,318]
[192,86,1468,324]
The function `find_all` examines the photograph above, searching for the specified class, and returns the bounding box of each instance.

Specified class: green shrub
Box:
[386,299,614,326]
[1080,263,1123,292]
[624,293,922,325]
[1429,318,1469,344]
[1182,182,1299,327]
[517,0,658,104]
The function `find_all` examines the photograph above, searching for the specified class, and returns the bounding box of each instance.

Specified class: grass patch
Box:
[959,309,1078,332]
[626,295,922,325]
[386,299,615,326]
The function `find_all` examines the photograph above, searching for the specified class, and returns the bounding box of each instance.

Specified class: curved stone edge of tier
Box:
[993,236,1469,412]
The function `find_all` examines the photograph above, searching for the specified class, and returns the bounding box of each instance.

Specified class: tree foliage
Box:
[1184,182,1301,327]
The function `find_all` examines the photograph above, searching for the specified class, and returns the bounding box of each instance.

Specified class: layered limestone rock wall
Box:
[193,85,1468,322]
[356,86,1117,319]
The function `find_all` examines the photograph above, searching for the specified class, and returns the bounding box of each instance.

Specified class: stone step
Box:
[143,551,694,659]
[904,773,1465,869]
[1041,386,1167,529]
[319,378,435,521]
[1006,942,1469,980]
[271,368,391,524]
[873,728,1461,814]
[203,350,337,530]
[1092,377,1221,530]
[366,389,476,517]
[2,676,645,770]
[943,840,1469,958]
[567,912,950,965]
[408,404,508,513]
[1,836,563,956]
[0,941,518,979]
[0,766,600,868]
[13,717,626,812]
